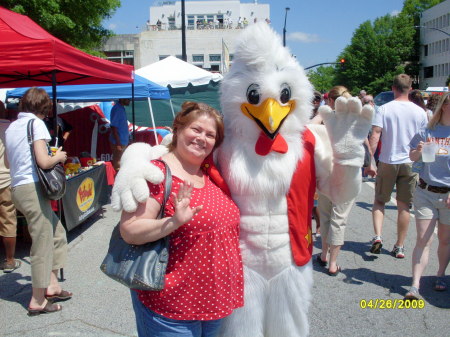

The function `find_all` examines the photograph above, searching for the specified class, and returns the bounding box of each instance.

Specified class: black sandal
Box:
[316,255,327,267]
[328,266,341,276]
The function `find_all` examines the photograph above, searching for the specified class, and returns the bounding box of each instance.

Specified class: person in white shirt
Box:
[5,88,71,316]
[369,74,428,259]
[0,101,20,273]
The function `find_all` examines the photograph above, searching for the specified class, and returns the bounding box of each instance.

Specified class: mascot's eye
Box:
[280,84,291,104]
[246,84,261,105]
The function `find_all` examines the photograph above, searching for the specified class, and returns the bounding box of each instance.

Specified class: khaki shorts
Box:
[0,185,17,237]
[413,187,450,225]
[375,162,418,204]
[317,193,355,246]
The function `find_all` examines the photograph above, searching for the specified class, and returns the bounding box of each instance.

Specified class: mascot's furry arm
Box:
[110,142,169,212]
[308,96,373,203]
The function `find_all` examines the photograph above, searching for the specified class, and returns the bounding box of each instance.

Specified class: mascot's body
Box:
[113,23,372,337]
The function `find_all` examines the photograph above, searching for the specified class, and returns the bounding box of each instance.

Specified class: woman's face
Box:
[175,115,217,163]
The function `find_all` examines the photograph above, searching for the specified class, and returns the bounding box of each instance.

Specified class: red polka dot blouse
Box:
[136,160,244,320]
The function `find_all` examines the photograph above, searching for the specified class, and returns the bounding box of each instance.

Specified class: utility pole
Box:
[181,0,187,61]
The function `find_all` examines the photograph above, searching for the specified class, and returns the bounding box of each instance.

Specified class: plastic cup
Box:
[50,147,58,156]
[422,142,437,162]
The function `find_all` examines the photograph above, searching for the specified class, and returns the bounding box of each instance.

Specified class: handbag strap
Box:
[27,119,39,167]
[154,159,172,219]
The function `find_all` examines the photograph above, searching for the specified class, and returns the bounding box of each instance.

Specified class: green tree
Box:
[335,14,412,94]
[307,66,336,93]
[334,0,445,94]
[0,0,121,53]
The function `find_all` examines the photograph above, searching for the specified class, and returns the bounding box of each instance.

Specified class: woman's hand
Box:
[172,181,203,227]
[409,141,424,162]
[446,193,450,209]
[54,147,67,164]
[416,141,424,153]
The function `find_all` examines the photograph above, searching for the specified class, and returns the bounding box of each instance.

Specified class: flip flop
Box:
[28,302,62,316]
[434,277,447,292]
[3,260,21,273]
[316,255,327,268]
[328,266,341,276]
[45,289,73,302]
[404,286,420,300]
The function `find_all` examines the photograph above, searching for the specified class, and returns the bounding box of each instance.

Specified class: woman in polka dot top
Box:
[120,102,244,337]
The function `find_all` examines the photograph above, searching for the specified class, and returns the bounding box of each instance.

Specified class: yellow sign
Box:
[76,177,95,212]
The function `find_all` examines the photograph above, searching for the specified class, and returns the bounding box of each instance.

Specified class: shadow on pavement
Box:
[355,201,398,212]
[0,207,108,312]
[0,271,32,310]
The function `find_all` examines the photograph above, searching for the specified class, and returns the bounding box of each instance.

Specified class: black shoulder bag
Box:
[100,160,172,291]
[27,119,66,200]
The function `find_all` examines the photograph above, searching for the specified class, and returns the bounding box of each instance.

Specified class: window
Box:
[187,15,195,29]
[197,15,205,25]
[192,54,204,62]
[105,51,121,57]
[424,66,433,78]
[424,45,428,57]
[168,17,176,29]
[209,54,221,62]
[104,50,134,66]
[210,65,220,71]
[159,55,170,60]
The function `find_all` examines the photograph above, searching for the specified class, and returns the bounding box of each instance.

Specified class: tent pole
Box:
[169,99,175,117]
[51,71,58,146]
[132,81,135,142]
[147,97,159,145]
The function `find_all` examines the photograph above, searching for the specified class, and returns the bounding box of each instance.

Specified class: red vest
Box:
[203,127,316,266]
[287,127,316,266]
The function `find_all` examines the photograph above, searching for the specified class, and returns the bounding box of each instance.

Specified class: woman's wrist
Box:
[170,216,184,229]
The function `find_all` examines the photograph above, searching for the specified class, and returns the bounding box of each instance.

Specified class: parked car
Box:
[374,91,394,107]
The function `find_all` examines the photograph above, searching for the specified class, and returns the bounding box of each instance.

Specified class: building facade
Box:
[418,0,450,89]
[103,0,270,72]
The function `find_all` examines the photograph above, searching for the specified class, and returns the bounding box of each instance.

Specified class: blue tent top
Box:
[6,74,170,101]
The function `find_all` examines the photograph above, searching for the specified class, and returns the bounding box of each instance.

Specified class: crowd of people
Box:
[311,75,448,301]
[0,72,448,336]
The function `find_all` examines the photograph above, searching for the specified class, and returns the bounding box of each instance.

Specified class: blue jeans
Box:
[130,290,223,337]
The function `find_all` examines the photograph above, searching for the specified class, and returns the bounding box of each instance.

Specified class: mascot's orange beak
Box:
[241,98,295,139]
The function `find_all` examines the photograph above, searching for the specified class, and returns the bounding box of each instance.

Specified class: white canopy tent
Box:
[136,56,223,88]
[135,56,223,128]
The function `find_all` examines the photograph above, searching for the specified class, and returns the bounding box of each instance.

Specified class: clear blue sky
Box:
[103,0,405,69]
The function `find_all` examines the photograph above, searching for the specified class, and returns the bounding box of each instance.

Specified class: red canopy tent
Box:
[0,6,139,138]
[0,6,133,88]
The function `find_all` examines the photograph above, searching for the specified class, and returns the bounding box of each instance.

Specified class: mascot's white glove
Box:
[111,142,169,212]
[319,97,373,167]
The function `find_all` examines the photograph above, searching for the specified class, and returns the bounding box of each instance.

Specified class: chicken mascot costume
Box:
[112,23,373,337]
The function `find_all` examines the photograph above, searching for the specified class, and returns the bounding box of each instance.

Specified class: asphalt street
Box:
[0,181,448,337]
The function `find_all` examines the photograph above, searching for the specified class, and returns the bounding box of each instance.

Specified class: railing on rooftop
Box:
[147,22,250,31]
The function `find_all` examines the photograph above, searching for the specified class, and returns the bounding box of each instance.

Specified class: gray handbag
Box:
[100,160,172,290]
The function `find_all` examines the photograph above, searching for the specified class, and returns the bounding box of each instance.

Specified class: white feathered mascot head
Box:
[218,22,314,196]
